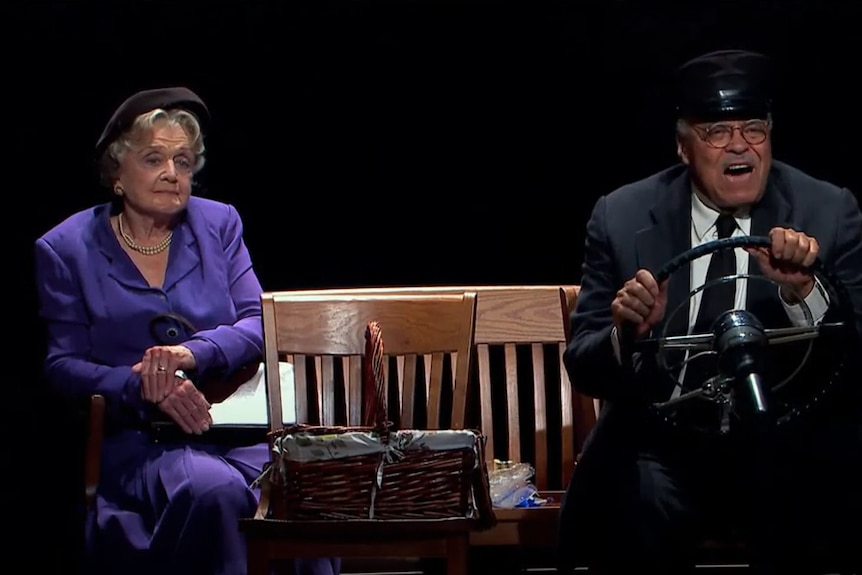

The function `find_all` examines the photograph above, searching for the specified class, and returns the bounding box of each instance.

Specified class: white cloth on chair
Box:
[209,361,296,426]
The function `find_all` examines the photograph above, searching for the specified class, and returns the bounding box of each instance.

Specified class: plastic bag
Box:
[488,461,545,508]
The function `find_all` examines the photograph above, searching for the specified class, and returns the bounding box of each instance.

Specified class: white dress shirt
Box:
[611,191,830,397]
[687,191,828,330]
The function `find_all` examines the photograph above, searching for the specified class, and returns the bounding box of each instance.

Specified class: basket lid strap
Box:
[363,321,387,428]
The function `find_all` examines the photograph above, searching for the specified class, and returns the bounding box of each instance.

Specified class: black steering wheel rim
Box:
[654,236,770,282]
[646,235,857,432]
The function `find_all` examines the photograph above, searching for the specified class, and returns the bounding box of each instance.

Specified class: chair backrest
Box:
[460,285,595,491]
[260,291,478,433]
[274,285,597,491]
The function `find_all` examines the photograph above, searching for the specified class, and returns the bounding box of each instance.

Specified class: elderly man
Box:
[557,50,862,574]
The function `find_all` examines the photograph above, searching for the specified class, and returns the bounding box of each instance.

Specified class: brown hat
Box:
[94,87,210,159]
[675,50,773,121]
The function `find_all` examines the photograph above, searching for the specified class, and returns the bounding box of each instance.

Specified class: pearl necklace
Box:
[118,213,173,256]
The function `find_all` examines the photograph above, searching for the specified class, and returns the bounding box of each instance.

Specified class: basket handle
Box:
[362,321,388,429]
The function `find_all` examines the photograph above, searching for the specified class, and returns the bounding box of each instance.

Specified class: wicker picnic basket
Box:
[261,320,495,528]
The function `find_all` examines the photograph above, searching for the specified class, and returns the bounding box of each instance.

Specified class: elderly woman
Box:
[34,87,341,575]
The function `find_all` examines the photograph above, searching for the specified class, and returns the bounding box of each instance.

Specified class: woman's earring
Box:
[114,185,124,196]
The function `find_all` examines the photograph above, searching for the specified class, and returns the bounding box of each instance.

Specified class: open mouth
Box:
[724,163,754,177]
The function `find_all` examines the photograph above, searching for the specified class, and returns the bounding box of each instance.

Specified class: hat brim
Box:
[95,87,210,160]
[678,98,771,122]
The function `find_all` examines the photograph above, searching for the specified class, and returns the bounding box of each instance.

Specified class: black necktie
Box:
[682,213,738,389]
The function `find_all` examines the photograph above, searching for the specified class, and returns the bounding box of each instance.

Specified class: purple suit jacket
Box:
[34,196,264,427]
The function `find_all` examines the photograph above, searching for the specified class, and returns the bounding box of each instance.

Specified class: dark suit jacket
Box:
[556,160,862,567]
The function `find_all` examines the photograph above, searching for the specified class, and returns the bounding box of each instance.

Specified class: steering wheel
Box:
[637,235,856,436]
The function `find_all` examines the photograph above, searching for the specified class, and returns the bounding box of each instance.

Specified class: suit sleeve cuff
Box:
[780,277,830,326]
[181,339,224,376]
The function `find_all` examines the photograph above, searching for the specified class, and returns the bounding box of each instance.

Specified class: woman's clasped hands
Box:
[132,345,212,434]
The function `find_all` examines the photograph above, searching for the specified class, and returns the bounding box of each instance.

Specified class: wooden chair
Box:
[273,285,599,564]
[84,395,106,513]
[238,291,487,575]
[459,285,593,550]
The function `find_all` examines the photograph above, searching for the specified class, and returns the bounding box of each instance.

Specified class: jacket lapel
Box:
[746,169,794,321]
[95,205,147,290]
[162,222,200,293]
[636,169,693,338]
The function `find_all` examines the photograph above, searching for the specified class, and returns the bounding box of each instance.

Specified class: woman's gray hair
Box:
[98,108,206,187]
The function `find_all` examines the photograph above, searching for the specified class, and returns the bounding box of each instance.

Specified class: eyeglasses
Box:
[691,120,771,149]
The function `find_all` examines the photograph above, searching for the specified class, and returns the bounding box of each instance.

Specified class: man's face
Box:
[677,118,772,210]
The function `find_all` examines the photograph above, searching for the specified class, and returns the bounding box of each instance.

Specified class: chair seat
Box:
[469,491,562,547]
[240,517,475,569]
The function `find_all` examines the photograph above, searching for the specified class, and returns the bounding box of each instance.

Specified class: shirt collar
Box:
[691,188,750,242]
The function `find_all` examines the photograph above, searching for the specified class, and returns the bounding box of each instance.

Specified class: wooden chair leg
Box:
[84,394,105,511]
[246,539,270,575]
[444,534,469,575]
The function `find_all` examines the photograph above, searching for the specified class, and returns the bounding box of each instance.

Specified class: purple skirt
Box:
[87,431,341,575]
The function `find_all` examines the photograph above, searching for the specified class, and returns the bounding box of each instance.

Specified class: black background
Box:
[4,0,858,568]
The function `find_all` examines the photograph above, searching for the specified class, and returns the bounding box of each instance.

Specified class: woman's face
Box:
[114,122,196,217]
